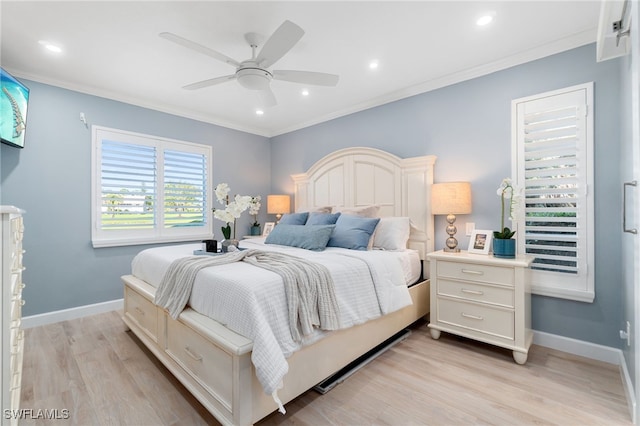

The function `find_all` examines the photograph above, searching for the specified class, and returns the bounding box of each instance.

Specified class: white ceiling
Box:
[1,1,601,137]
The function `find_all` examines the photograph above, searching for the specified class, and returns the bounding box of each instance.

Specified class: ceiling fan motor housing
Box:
[237,62,273,90]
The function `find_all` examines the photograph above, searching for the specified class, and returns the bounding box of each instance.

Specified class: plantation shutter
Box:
[92,126,212,248]
[163,150,208,228]
[100,140,156,230]
[512,83,594,302]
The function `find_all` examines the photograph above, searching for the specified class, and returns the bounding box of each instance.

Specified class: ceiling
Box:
[0,1,601,137]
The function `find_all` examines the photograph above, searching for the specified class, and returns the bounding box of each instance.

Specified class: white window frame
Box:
[91,126,213,248]
[511,82,595,302]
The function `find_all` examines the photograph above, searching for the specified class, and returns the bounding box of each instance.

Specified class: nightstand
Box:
[426,250,534,364]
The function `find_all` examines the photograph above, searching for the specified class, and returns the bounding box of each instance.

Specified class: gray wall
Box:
[271,43,624,348]
[1,81,271,316]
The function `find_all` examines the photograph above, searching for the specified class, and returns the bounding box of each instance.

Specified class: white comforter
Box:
[131,238,416,396]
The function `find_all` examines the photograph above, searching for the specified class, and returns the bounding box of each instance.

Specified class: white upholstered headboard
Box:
[291,147,436,259]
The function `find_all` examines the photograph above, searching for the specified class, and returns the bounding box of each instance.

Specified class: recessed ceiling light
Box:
[256,109,264,116]
[476,13,495,27]
[301,89,309,96]
[38,40,62,53]
[369,61,379,70]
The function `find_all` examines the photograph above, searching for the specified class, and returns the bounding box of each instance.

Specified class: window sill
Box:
[92,234,211,248]
[531,285,595,303]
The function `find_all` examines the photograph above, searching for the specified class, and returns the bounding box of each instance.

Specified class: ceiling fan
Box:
[160,20,339,107]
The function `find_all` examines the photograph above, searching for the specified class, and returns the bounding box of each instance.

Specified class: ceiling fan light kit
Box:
[237,66,272,91]
[161,20,339,107]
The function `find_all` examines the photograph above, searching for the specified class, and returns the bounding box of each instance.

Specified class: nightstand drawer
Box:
[437,261,514,286]
[437,298,514,340]
[438,279,514,308]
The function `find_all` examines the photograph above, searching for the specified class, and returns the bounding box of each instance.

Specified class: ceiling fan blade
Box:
[255,21,304,68]
[258,88,277,108]
[272,70,339,86]
[182,74,236,90]
[160,32,240,67]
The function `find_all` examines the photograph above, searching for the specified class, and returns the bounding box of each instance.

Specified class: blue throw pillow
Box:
[328,215,380,250]
[265,224,335,251]
[306,212,341,225]
[278,212,309,225]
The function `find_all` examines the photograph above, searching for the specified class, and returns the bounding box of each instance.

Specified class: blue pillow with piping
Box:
[306,212,341,225]
[278,212,308,225]
[265,224,335,251]
[328,214,380,250]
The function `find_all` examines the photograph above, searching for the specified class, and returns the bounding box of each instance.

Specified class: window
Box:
[512,83,594,302]
[91,126,212,248]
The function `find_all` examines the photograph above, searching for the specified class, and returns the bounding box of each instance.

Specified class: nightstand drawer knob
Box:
[461,269,483,275]
[461,312,484,321]
[461,288,484,296]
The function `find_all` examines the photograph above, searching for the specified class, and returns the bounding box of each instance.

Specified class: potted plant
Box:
[249,196,262,235]
[212,183,252,252]
[493,177,520,258]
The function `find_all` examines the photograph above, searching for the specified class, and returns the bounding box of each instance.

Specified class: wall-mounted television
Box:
[1,68,29,148]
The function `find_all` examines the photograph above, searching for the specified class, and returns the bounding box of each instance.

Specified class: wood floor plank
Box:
[19,312,632,425]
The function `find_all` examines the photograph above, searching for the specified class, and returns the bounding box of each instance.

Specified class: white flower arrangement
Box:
[212,183,252,240]
[494,177,522,239]
[249,196,261,227]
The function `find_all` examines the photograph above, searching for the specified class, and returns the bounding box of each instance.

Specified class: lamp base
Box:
[443,214,460,252]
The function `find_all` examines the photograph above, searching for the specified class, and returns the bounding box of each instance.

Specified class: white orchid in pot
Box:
[493,177,521,258]
[248,196,262,235]
[212,183,252,251]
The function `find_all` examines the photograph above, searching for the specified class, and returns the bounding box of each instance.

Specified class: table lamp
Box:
[267,194,291,224]
[431,182,472,252]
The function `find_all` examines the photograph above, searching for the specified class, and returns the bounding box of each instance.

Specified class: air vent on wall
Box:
[597,0,631,62]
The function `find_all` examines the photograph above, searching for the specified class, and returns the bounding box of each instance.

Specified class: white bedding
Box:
[131,239,420,396]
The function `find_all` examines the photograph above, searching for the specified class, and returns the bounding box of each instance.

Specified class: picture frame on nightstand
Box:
[263,222,275,236]
[468,229,492,254]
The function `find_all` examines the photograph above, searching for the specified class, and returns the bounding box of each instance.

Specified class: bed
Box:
[121,147,436,425]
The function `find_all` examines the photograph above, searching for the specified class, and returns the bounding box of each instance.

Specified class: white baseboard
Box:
[533,330,637,424]
[619,350,638,425]
[22,299,123,329]
[533,330,621,364]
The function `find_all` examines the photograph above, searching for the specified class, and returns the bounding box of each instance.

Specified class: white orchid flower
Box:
[213,208,234,223]
[214,183,230,204]
[496,177,522,238]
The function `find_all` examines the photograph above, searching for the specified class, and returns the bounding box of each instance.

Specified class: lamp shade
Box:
[267,194,291,215]
[431,182,472,215]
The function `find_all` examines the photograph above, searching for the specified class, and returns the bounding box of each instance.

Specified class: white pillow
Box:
[373,217,411,251]
[332,205,380,218]
[297,205,333,213]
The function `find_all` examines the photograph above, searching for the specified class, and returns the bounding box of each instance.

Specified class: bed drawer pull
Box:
[184,346,203,362]
[134,307,145,316]
[461,312,484,321]
[461,269,483,275]
[461,288,484,296]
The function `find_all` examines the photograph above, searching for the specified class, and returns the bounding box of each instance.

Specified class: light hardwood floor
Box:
[19,310,631,425]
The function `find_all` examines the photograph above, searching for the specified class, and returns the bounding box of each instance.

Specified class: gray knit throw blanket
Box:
[154,249,341,342]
